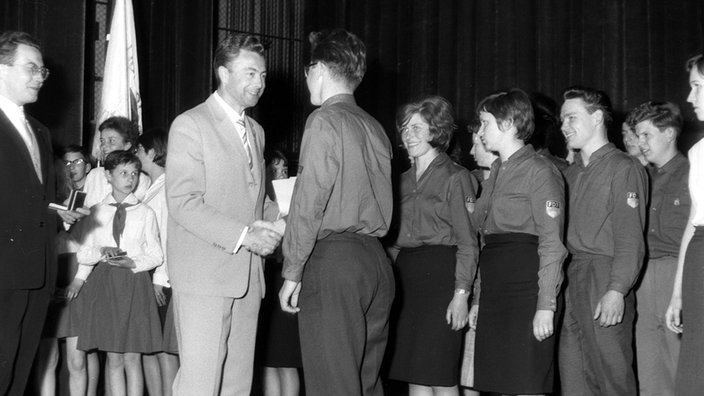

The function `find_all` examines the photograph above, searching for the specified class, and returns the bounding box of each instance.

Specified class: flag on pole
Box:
[92,0,142,161]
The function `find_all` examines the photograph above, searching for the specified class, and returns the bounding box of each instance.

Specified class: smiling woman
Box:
[387,95,479,395]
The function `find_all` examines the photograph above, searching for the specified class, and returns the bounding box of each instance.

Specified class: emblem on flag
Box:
[674,198,680,206]
[545,200,560,218]
[627,192,639,208]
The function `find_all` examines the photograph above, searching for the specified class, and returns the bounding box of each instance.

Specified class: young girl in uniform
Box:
[75,150,163,396]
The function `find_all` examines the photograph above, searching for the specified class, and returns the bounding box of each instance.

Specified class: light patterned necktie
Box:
[236,118,253,170]
[18,109,42,183]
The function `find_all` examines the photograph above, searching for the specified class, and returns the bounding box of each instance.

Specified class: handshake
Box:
[242,219,286,257]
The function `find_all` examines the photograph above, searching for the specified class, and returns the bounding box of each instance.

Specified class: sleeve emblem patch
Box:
[465,196,476,214]
[627,192,639,208]
[546,200,561,218]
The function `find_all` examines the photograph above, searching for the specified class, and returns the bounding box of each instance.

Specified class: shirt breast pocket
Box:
[662,192,691,231]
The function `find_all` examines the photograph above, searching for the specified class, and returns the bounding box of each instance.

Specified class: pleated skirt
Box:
[77,262,163,353]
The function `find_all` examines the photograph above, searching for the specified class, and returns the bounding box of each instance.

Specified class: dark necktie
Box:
[110,202,133,247]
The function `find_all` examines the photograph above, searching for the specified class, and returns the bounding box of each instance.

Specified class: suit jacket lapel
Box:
[0,109,42,186]
[242,116,262,183]
[26,116,49,185]
[205,95,256,187]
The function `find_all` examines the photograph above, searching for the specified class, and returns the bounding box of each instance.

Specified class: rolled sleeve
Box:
[608,164,648,294]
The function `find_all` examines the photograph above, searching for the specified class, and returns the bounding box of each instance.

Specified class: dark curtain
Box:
[305,0,704,154]
[1,0,86,148]
[135,0,214,132]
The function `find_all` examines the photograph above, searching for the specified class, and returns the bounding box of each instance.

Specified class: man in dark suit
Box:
[0,31,56,395]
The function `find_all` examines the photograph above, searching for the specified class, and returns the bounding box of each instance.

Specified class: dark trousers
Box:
[0,288,51,396]
[558,254,637,396]
[298,233,395,396]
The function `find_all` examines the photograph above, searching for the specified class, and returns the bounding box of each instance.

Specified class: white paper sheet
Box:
[272,177,297,216]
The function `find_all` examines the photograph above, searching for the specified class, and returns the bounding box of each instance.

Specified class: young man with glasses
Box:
[280,29,394,396]
[0,30,61,396]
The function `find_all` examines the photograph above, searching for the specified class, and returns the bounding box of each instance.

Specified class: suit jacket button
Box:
[39,222,45,228]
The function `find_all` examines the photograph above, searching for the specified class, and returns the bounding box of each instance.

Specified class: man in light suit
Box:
[166,34,282,396]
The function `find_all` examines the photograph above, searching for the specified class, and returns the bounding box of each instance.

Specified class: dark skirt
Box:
[161,297,179,354]
[43,253,83,339]
[77,262,163,353]
[388,245,462,387]
[256,259,302,368]
[474,233,555,394]
[675,227,704,395]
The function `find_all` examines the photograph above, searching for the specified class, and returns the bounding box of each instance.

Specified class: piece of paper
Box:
[272,177,297,216]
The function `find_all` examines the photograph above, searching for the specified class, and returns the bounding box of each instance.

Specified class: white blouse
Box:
[75,193,163,280]
[689,139,704,226]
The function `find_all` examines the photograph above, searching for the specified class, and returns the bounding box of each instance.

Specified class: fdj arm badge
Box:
[545,200,561,218]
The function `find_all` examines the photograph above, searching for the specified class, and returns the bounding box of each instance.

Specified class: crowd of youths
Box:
[2,26,704,396]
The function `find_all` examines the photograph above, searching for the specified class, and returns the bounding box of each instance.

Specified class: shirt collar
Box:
[102,192,140,206]
[574,142,616,167]
[213,91,245,125]
[0,93,24,122]
[492,144,534,171]
[321,93,356,107]
[656,152,687,175]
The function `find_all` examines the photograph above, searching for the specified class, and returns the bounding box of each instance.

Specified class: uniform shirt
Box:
[564,143,648,295]
[142,174,170,287]
[474,144,567,311]
[84,165,151,209]
[646,153,690,258]
[282,94,393,282]
[75,193,162,280]
[689,139,704,226]
[394,152,479,290]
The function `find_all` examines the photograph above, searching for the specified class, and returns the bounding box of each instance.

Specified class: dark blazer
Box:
[0,109,56,291]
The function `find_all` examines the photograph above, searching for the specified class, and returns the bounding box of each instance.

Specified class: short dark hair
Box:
[628,100,683,137]
[309,29,366,89]
[397,95,456,152]
[476,88,535,142]
[137,128,168,167]
[103,150,141,172]
[562,86,613,128]
[686,54,704,77]
[266,149,288,167]
[213,34,265,85]
[0,31,40,65]
[99,116,140,150]
[63,144,88,158]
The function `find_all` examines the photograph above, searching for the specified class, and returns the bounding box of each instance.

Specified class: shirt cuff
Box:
[234,226,249,253]
[537,293,557,311]
[74,264,93,281]
[152,271,170,288]
[607,282,630,296]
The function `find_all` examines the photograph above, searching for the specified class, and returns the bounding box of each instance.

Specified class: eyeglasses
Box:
[304,62,319,77]
[13,63,50,80]
[64,158,86,167]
